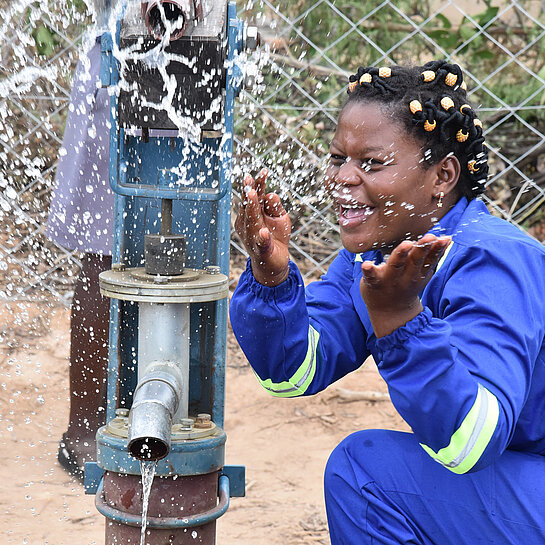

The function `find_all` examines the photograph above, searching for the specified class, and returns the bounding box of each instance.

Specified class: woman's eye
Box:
[362,159,382,169]
[329,154,346,166]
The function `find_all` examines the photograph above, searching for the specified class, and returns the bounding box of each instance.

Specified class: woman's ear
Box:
[434,153,461,198]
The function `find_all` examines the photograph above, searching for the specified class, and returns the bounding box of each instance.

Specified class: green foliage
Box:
[32,24,59,56]
[27,0,91,58]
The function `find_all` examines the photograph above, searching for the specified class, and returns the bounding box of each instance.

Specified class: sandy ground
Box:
[0,298,407,545]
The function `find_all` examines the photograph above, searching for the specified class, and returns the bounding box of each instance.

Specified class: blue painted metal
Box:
[97,427,226,476]
[221,465,246,497]
[84,462,104,495]
[95,2,247,533]
[95,474,230,528]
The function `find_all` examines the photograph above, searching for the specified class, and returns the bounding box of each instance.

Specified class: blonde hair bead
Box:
[441,97,455,111]
[445,73,458,86]
[424,120,437,132]
[409,100,423,114]
[456,129,469,142]
[422,70,436,82]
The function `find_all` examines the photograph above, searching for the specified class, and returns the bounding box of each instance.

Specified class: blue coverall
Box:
[229,197,545,544]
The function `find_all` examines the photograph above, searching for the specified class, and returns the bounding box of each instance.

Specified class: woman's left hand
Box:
[360,234,451,338]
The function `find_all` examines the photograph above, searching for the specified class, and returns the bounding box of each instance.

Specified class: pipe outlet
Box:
[141,0,203,42]
[128,363,185,461]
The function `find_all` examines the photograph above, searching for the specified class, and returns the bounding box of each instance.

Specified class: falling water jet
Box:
[139,460,157,545]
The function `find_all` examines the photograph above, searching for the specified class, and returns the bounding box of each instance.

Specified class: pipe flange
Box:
[105,415,129,438]
[99,267,228,303]
[171,419,217,440]
[129,268,200,283]
[102,415,217,440]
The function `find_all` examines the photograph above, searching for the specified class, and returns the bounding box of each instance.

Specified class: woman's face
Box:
[325,101,443,254]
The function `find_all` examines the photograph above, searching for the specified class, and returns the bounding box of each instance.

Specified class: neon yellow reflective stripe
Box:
[420,384,499,474]
[256,325,319,398]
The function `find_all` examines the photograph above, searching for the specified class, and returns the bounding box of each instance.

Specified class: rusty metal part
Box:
[194,413,212,429]
[103,470,218,544]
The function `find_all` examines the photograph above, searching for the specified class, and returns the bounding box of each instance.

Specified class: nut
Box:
[245,26,260,51]
[115,408,129,417]
[194,413,212,429]
[179,418,194,430]
[112,262,126,272]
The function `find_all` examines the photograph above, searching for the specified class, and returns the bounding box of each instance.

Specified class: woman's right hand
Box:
[234,168,292,287]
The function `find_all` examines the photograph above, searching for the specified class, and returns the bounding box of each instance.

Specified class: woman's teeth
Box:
[341,205,374,219]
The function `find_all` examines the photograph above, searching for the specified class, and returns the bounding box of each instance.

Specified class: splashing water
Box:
[140,460,157,545]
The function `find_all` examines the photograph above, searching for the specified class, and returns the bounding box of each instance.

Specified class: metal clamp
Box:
[95,474,230,528]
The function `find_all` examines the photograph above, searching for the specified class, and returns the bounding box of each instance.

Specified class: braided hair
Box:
[346,60,488,199]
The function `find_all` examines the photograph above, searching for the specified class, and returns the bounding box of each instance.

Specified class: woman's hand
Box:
[234,168,292,286]
[360,234,451,338]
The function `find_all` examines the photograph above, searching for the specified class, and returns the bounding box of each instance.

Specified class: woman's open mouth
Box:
[339,204,375,227]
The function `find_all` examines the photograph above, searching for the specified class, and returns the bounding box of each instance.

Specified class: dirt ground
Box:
[0,297,408,545]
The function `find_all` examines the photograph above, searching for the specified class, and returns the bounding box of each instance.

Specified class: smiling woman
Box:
[325,101,457,254]
[229,60,545,544]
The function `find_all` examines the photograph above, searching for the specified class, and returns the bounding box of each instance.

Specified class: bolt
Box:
[179,418,194,430]
[195,413,212,429]
[205,265,221,275]
[153,274,169,284]
[115,408,129,417]
[245,25,260,51]
[112,262,126,272]
[244,62,259,90]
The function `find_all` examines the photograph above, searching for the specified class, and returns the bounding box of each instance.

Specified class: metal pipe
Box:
[141,0,200,41]
[128,364,184,460]
[138,302,190,420]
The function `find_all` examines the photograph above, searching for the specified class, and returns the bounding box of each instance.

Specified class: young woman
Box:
[229,60,545,543]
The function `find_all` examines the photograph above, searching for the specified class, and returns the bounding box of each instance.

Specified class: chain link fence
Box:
[1,0,544,306]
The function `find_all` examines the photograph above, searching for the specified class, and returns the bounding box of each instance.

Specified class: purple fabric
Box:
[47,41,114,255]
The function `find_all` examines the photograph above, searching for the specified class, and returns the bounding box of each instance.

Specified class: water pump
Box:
[83,2,255,543]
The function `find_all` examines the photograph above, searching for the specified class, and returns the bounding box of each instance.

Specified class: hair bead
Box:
[460,81,467,91]
[409,100,423,114]
[456,129,469,142]
[474,118,483,128]
[378,67,392,78]
[468,160,479,172]
[422,70,435,82]
[441,97,455,111]
[348,81,358,93]
[424,120,437,132]
[359,73,372,84]
[445,73,458,86]
[460,104,471,114]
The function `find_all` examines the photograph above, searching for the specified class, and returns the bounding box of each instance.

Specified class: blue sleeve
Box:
[229,252,370,397]
[375,241,545,473]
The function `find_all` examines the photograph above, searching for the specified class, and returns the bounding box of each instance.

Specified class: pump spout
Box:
[128,363,184,461]
[141,0,203,41]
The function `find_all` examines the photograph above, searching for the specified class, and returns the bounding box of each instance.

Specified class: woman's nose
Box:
[337,160,362,186]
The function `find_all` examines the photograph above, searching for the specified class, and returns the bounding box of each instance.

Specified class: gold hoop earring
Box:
[437,191,444,208]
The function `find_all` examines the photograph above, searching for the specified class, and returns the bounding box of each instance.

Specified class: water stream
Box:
[140,460,158,545]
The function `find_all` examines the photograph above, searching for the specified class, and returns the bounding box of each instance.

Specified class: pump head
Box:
[141,0,204,41]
